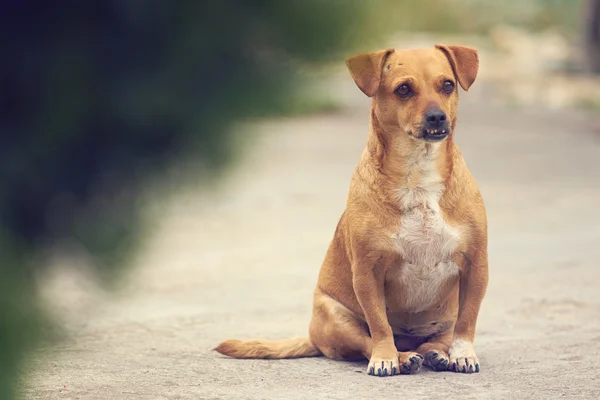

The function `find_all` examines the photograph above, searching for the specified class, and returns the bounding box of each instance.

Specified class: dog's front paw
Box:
[367,356,399,377]
[448,339,480,373]
[398,351,423,374]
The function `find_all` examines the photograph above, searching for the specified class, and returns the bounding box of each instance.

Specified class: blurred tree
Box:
[0,1,396,398]
[583,0,600,73]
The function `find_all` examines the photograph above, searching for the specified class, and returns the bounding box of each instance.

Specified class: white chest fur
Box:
[395,201,461,266]
[390,143,462,312]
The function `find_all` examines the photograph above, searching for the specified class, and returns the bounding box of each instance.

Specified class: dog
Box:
[215,44,488,376]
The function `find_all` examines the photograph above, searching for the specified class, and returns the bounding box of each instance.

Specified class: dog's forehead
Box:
[384,48,453,79]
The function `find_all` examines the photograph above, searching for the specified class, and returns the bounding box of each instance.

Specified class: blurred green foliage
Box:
[0,1,402,398]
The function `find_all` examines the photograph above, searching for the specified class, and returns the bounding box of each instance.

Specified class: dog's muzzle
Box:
[421,109,449,142]
[421,128,449,142]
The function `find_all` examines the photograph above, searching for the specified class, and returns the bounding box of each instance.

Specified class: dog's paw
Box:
[398,351,423,374]
[367,357,399,377]
[448,339,480,373]
[424,350,450,371]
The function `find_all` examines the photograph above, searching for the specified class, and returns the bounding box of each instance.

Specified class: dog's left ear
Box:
[345,48,395,97]
[435,44,479,91]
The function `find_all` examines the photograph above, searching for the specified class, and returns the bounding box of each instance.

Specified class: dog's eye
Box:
[395,84,412,98]
[442,80,455,94]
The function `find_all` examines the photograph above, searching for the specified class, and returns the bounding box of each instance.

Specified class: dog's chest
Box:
[387,177,462,312]
[393,198,461,266]
[391,145,461,266]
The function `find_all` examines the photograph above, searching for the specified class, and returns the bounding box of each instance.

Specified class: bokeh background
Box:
[3,1,600,399]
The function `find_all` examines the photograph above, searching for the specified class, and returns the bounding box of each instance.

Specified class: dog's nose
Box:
[425,110,447,127]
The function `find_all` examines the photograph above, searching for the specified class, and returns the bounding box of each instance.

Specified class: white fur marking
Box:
[449,339,477,359]
[394,143,444,209]
[392,143,461,312]
[398,262,459,312]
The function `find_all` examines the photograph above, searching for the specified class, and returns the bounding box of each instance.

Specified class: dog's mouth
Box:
[421,128,449,142]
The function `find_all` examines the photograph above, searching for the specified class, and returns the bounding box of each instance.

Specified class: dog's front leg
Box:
[352,257,399,376]
[449,249,489,373]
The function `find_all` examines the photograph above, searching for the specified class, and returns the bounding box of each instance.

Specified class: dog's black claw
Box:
[369,366,375,375]
[469,365,474,373]
[437,359,449,371]
[392,366,397,375]
[378,368,383,376]
[462,365,467,373]
[475,363,480,373]
[384,368,389,376]
[451,362,457,371]
[410,355,423,365]
[425,351,448,371]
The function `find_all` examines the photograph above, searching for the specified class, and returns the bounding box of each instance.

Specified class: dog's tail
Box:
[214,337,322,359]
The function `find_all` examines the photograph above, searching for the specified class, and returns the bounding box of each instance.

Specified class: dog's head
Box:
[346,45,478,142]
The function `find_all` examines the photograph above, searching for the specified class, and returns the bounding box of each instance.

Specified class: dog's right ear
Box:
[345,48,394,97]
[435,44,479,91]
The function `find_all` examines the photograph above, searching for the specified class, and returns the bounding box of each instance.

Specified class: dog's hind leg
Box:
[416,328,454,372]
[309,290,422,376]
[309,289,372,362]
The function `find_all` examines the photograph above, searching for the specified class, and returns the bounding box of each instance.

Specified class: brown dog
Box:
[215,44,488,376]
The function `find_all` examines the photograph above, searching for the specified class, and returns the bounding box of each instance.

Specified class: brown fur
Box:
[215,44,489,376]
[214,337,320,359]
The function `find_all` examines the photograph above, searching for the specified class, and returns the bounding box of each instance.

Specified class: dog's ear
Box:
[345,48,394,97]
[435,44,478,91]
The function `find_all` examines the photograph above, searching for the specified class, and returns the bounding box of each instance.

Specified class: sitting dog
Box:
[215,44,488,376]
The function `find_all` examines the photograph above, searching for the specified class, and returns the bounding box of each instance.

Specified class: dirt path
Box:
[24,78,600,399]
